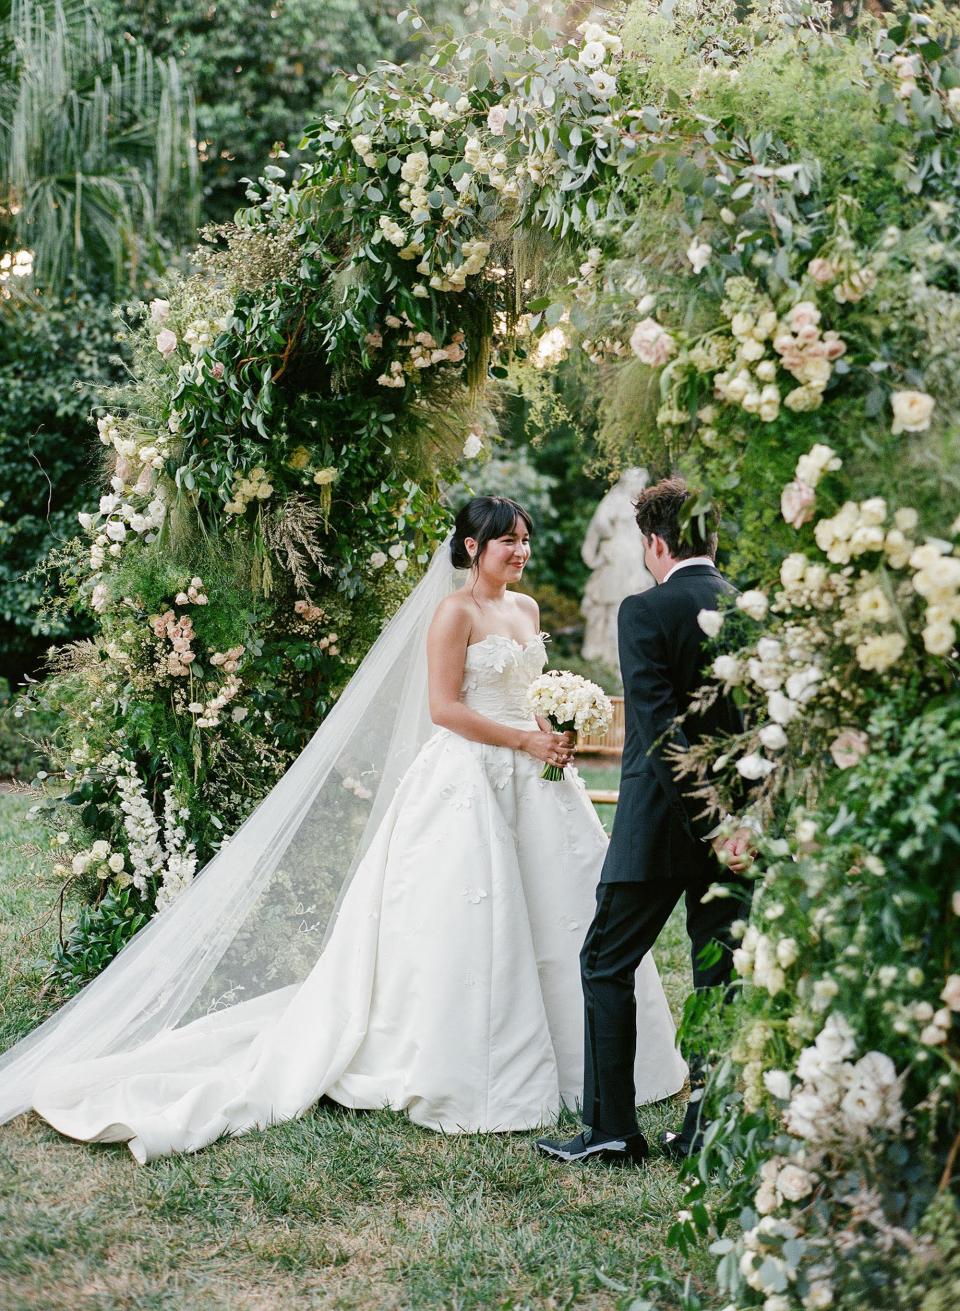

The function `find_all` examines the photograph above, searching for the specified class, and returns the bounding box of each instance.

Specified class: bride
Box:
[0,495,685,1162]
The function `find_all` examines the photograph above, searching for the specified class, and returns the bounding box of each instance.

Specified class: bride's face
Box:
[467,517,531,583]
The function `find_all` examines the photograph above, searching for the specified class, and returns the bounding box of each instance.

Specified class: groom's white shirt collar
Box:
[662,556,716,585]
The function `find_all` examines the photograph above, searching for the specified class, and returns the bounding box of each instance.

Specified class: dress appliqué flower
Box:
[462,888,489,905]
[441,780,476,810]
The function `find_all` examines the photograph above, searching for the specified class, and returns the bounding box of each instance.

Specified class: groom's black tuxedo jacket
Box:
[601,563,742,885]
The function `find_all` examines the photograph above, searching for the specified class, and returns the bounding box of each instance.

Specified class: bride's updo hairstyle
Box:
[450,496,533,571]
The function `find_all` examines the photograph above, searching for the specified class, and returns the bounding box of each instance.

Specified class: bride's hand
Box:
[522,729,574,767]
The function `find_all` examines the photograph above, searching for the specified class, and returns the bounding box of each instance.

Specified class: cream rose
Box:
[891,389,935,435]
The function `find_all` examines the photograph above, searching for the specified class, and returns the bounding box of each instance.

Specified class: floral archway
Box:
[24,2,960,1306]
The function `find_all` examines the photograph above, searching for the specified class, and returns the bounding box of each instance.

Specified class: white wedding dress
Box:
[28,632,686,1162]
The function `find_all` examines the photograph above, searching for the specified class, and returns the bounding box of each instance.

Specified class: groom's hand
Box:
[713,827,755,875]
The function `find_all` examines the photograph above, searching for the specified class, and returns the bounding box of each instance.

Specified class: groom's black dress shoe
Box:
[535,1126,649,1167]
[660,1129,697,1160]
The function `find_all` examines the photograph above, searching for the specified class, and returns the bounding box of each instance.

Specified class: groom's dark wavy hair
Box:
[450,496,533,571]
[633,477,718,560]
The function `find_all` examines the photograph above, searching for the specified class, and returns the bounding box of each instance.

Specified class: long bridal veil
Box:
[0,536,462,1123]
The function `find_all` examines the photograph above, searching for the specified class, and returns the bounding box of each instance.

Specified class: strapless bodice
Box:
[460,633,548,728]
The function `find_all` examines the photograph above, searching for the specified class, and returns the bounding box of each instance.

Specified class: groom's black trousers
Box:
[580,874,746,1138]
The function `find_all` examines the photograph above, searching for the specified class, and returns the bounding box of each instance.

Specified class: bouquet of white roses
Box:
[527,670,614,781]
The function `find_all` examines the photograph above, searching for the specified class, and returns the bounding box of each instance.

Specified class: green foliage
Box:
[49,884,150,987]
[99,0,468,223]
[0,0,198,296]
[0,288,123,680]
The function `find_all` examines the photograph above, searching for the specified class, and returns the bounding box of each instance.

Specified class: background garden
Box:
[1,1,958,1309]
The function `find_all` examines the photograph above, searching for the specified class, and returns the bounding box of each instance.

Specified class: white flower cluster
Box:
[575,19,623,87]
[733,924,800,995]
[224,466,274,515]
[808,252,877,304]
[754,1153,815,1215]
[785,1014,904,1145]
[781,443,843,530]
[186,674,241,728]
[114,758,167,895]
[154,789,198,912]
[68,837,129,884]
[527,670,613,736]
[370,541,412,576]
[772,301,847,414]
[712,278,781,421]
[813,498,906,566]
[175,576,208,606]
[154,312,227,362]
[350,132,377,168]
[911,540,960,657]
[97,412,170,492]
[375,325,466,388]
[80,490,167,569]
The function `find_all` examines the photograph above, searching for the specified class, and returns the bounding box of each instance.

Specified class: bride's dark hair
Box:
[450,496,533,570]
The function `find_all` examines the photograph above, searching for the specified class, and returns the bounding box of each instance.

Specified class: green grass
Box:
[0,788,708,1311]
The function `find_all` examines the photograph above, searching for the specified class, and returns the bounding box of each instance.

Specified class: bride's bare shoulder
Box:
[430,591,473,637]
[513,591,540,622]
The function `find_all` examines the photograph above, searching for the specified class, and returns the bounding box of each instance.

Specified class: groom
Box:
[537,477,753,1167]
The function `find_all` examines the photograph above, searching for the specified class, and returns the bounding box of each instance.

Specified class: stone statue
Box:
[580,468,654,673]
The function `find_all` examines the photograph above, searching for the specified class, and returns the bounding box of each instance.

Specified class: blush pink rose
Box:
[808,258,835,285]
[629,317,675,367]
[781,480,816,529]
[156,328,178,359]
[829,728,869,769]
[486,105,508,135]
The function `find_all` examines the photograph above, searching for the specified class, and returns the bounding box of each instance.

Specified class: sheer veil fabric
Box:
[0,537,464,1127]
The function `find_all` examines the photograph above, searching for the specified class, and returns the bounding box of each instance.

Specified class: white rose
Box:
[578,40,607,69]
[686,239,711,273]
[815,1012,856,1061]
[697,609,724,637]
[856,632,907,673]
[462,432,483,459]
[369,551,388,569]
[90,839,110,860]
[149,298,170,324]
[940,974,960,1011]
[763,1069,792,1100]
[921,1023,949,1046]
[923,621,955,656]
[736,752,776,780]
[736,589,768,621]
[759,723,788,751]
[776,937,799,968]
[486,105,508,135]
[591,69,617,99]
[776,1163,813,1201]
[108,853,125,872]
[767,691,799,725]
[786,666,821,703]
[891,389,935,435]
[712,654,741,685]
[806,1282,834,1309]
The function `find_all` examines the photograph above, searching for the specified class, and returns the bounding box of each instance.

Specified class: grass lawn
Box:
[0,786,709,1311]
